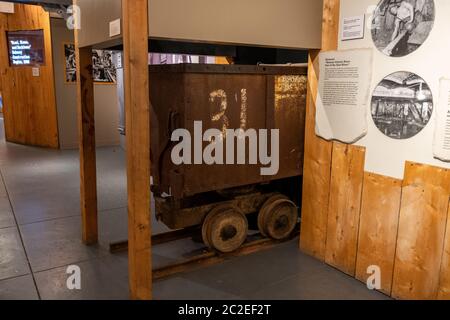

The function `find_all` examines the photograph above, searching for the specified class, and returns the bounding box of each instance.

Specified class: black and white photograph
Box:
[371,0,435,57]
[63,43,76,83]
[92,49,116,83]
[371,71,433,139]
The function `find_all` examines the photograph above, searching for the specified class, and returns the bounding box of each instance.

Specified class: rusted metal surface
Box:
[258,194,298,240]
[156,191,277,230]
[201,204,248,253]
[274,75,308,179]
[149,64,308,201]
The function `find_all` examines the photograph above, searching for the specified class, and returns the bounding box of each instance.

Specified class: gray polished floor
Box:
[0,118,389,300]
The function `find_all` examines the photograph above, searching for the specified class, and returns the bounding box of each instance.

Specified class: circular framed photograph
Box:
[371,0,435,57]
[371,71,433,139]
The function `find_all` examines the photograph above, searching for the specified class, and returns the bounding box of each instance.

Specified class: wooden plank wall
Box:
[301,0,450,300]
[391,163,450,300]
[299,0,337,260]
[325,143,365,276]
[438,200,450,300]
[355,173,402,296]
[0,4,59,148]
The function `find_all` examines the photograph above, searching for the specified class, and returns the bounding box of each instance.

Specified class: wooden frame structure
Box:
[74,0,450,300]
[73,0,347,300]
[75,0,152,299]
[75,0,321,300]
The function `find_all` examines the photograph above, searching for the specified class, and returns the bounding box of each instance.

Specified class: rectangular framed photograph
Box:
[63,43,77,83]
[62,44,116,84]
[92,49,116,84]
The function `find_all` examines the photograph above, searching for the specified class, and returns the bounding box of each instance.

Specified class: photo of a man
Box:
[390,1,415,41]
[371,0,435,57]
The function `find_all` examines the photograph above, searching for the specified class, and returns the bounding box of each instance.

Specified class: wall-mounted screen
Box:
[7,29,45,66]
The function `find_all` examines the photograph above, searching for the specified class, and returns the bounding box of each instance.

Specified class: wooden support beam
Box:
[299,0,339,260]
[75,27,98,245]
[122,0,152,300]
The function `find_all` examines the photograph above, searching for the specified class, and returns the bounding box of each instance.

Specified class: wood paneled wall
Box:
[325,143,365,276]
[438,200,450,299]
[0,4,59,148]
[355,173,402,296]
[299,0,337,260]
[392,163,450,300]
[301,0,450,300]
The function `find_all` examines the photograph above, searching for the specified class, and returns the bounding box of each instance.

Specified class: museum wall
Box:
[0,4,60,148]
[51,18,120,149]
[76,0,323,49]
[301,0,450,300]
[339,0,450,179]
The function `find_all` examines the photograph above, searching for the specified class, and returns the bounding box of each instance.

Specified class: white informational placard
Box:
[0,1,14,14]
[341,15,365,41]
[32,67,40,77]
[433,78,450,162]
[316,49,373,143]
[109,19,121,37]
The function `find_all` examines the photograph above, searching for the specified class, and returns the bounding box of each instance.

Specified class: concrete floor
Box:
[0,117,389,300]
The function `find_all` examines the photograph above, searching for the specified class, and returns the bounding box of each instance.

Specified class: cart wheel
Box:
[258,195,298,240]
[202,205,248,253]
[257,194,287,237]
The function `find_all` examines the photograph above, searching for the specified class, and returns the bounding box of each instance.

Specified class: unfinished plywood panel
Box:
[325,143,365,276]
[355,172,402,296]
[403,162,450,190]
[392,163,450,300]
[0,4,59,148]
[438,200,450,300]
[300,0,340,260]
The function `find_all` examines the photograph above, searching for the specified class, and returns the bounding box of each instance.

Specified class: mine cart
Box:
[150,64,307,253]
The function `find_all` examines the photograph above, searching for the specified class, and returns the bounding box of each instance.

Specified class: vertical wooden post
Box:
[122,0,152,300]
[299,0,339,260]
[75,32,98,245]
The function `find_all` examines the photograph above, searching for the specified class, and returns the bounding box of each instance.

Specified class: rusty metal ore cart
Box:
[150,64,307,253]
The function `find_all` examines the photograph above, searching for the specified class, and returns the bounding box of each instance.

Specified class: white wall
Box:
[148,0,323,49]
[338,0,450,179]
[51,19,120,149]
[76,0,323,49]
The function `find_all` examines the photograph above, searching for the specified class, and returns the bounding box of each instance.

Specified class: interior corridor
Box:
[0,117,389,300]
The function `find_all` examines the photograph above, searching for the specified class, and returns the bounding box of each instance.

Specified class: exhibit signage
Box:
[9,39,32,65]
[433,78,450,162]
[0,1,14,14]
[315,49,373,143]
[341,15,365,41]
[7,30,45,67]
